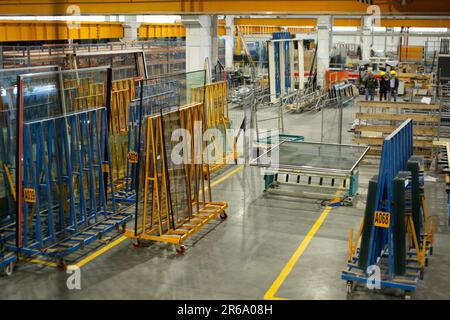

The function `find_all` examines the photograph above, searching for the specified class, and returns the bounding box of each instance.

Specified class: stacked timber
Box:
[354,101,440,161]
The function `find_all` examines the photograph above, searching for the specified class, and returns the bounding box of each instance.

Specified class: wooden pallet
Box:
[354,101,440,162]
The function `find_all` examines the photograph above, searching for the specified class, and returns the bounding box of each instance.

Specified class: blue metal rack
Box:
[9,68,133,267]
[1,66,61,273]
[0,251,16,276]
[271,32,291,98]
[11,107,131,260]
[342,119,427,298]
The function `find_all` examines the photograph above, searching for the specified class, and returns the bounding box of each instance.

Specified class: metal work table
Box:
[251,141,369,201]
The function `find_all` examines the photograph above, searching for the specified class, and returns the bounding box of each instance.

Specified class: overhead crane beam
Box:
[234,18,317,27]
[138,23,186,38]
[0,20,123,42]
[0,1,450,15]
[2,17,449,42]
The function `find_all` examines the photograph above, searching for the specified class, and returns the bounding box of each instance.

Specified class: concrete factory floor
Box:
[1,99,450,300]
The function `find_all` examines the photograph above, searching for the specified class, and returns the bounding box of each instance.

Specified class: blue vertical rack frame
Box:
[0,66,60,256]
[283,32,291,92]
[13,67,130,264]
[272,32,281,98]
[342,119,423,294]
[271,32,292,99]
[368,119,413,277]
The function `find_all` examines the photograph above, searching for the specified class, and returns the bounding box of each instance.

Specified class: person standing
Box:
[379,71,390,101]
[389,70,399,102]
[364,72,378,101]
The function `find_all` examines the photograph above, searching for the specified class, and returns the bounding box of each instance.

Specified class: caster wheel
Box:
[3,262,14,276]
[57,259,67,271]
[220,212,228,220]
[176,245,186,255]
[132,239,142,248]
[346,281,353,295]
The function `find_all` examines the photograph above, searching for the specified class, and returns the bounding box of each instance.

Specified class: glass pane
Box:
[253,141,369,173]
[0,66,59,232]
[17,67,111,249]
[133,70,206,236]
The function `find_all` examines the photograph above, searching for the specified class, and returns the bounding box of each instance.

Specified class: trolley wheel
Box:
[2,262,14,276]
[220,211,228,220]
[176,245,186,255]
[57,259,67,271]
[346,281,353,295]
[132,239,142,248]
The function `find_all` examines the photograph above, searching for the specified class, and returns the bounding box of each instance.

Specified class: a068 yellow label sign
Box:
[374,211,390,228]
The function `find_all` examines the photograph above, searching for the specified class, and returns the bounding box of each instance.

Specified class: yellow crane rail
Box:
[0,20,123,42]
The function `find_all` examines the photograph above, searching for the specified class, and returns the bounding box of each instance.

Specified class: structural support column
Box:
[361,16,373,61]
[123,15,140,41]
[317,16,332,88]
[182,15,219,76]
[224,16,235,70]
[211,15,219,67]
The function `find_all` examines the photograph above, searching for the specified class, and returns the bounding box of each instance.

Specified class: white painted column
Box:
[361,16,373,61]
[211,15,219,67]
[123,15,140,41]
[316,16,332,88]
[182,15,216,74]
[224,16,235,70]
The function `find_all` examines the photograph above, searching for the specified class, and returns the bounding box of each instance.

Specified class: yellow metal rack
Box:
[124,102,228,252]
[191,81,236,175]
[109,78,137,191]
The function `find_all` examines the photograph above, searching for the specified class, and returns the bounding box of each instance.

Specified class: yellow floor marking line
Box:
[64,165,244,269]
[25,165,243,270]
[264,206,333,300]
[72,235,128,268]
[28,259,58,267]
[269,296,289,300]
[209,165,243,189]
